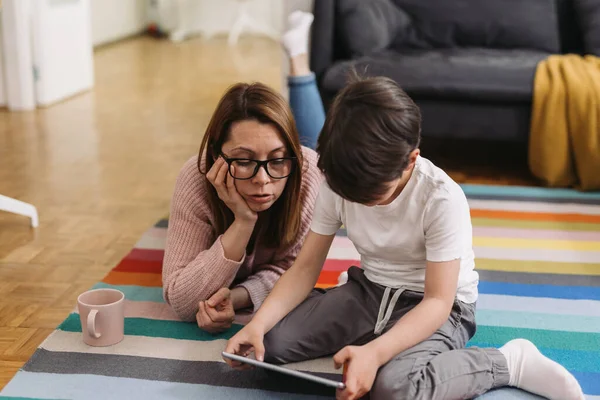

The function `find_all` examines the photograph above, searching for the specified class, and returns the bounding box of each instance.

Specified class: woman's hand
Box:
[206,157,257,223]
[196,288,235,334]
[223,321,266,369]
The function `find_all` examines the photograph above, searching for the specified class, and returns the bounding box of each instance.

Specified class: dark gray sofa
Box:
[310,0,592,142]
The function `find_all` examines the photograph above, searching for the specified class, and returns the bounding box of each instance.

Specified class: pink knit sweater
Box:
[162,147,322,321]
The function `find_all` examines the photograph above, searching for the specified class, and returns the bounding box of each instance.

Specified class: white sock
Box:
[337,271,348,286]
[282,11,314,57]
[499,339,584,400]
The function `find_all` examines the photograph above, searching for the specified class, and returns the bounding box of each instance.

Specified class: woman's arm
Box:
[162,158,255,321]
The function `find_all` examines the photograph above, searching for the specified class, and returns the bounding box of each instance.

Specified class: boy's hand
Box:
[333,345,381,400]
[223,322,266,369]
[196,288,235,334]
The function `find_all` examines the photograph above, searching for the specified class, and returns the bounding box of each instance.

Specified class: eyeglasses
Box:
[220,152,297,180]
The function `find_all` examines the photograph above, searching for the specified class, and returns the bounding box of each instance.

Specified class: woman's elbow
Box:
[163,279,211,322]
[165,292,198,322]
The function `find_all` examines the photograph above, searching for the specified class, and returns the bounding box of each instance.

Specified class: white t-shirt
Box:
[311,156,479,303]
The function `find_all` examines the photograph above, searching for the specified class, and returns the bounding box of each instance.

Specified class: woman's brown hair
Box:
[197,82,305,249]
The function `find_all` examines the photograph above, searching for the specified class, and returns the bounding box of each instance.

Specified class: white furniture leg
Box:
[169,0,207,42]
[169,0,192,42]
[228,0,280,46]
[0,194,39,227]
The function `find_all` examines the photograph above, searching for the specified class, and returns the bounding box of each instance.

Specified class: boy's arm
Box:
[249,230,336,333]
[362,186,470,364]
[365,258,460,366]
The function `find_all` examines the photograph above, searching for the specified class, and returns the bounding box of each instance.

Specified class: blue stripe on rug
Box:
[468,345,600,395]
[0,371,331,400]
[533,348,600,374]
[460,184,600,202]
[466,343,600,374]
[573,372,600,395]
[478,281,600,300]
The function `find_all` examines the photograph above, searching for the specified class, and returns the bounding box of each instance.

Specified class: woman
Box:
[162,14,325,330]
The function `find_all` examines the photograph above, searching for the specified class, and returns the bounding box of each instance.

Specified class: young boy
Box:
[223,72,584,400]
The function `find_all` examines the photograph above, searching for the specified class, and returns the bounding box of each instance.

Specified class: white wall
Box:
[90,0,146,47]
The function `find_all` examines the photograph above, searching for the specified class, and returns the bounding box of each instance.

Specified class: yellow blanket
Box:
[529,54,600,191]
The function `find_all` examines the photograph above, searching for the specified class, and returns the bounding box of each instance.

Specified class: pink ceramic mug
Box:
[77,288,125,347]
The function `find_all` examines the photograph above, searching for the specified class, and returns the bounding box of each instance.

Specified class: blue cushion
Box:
[476,387,547,400]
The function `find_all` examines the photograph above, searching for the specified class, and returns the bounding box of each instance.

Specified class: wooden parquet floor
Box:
[0,35,538,390]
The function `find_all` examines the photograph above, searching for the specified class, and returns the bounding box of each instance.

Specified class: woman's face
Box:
[220,119,291,213]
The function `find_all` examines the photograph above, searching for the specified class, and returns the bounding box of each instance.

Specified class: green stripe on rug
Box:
[0,397,64,400]
[57,313,600,352]
[470,325,600,352]
[90,283,164,302]
[465,345,600,373]
[58,313,243,341]
[461,183,600,201]
[472,218,600,231]
[476,309,600,333]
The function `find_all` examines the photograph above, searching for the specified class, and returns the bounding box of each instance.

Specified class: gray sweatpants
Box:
[263,266,510,399]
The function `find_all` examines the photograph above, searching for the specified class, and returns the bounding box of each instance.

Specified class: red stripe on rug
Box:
[125,248,165,262]
[113,258,163,274]
[316,270,344,286]
[104,270,341,290]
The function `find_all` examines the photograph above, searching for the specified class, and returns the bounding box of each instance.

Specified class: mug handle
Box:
[87,309,101,339]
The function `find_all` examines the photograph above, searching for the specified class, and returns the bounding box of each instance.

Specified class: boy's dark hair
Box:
[316,71,422,204]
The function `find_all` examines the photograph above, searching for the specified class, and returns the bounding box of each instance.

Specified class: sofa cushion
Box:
[573,0,600,55]
[414,99,534,141]
[321,48,549,103]
[337,0,412,57]
[390,0,560,53]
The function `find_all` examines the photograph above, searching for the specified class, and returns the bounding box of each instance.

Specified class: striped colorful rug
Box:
[1,184,599,400]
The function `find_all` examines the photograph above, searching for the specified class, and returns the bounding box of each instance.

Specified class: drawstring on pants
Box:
[374,287,405,335]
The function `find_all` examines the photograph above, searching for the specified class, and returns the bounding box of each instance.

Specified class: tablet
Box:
[222,351,346,390]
